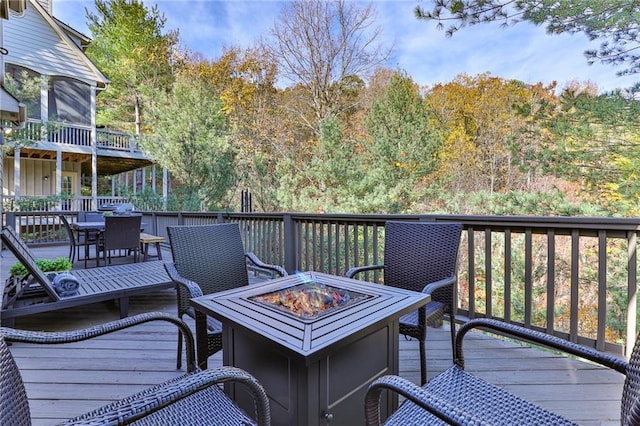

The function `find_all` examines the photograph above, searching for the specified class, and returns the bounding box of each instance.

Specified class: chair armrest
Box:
[62,366,271,426]
[422,275,455,294]
[365,374,478,426]
[455,318,628,374]
[164,262,204,298]
[245,252,288,277]
[345,264,384,279]
[0,312,197,373]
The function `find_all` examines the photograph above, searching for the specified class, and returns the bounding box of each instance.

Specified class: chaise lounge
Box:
[1,226,175,326]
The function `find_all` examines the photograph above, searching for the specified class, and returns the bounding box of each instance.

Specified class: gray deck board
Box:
[1,244,626,425]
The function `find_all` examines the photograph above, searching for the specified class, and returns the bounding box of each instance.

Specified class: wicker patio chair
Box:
[0,311,271,426]
[365,318,636,426]
[166,222,288,369]
[96,214,143,266]
[346,221,463,385]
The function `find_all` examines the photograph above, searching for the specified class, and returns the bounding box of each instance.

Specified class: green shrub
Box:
[10,257,72,277]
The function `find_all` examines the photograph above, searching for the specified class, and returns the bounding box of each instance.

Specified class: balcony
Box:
[13,120,143,153]
[7,120,154,178]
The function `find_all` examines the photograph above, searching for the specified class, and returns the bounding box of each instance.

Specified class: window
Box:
[4,64,41,119]
[49,77,91,125]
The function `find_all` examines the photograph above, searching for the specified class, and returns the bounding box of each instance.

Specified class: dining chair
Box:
[165,222,288,369]
[59,214,101,264]
[59,214,80,263]
[96,214,142,266]
[346,221,463,385]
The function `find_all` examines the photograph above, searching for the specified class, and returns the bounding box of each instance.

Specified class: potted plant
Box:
[6,257,73,298]
[9,257,72,278]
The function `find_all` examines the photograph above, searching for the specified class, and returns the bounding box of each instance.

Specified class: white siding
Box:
[3,157,80,196]
[61,30,84,50]
[35,0,51,14]
[3,5,100,86]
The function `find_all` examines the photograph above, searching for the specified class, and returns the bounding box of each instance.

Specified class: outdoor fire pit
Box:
[249,278,372,320]
[191,271,429,426]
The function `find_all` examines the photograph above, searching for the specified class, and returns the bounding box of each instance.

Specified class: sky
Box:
[52,0,639,94]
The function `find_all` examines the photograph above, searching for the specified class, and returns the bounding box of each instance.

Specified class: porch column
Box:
[40,77,48,136]
[162,167,168,210]
[90,87,98,210]
[56,148,62,208]
[133,168,138,195]
[13,147,20,199]
[151,164,156,192]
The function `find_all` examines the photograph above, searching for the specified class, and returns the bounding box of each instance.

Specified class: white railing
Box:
[10,120,143,153]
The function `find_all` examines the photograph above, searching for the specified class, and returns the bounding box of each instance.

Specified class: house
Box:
[0,0,167,211]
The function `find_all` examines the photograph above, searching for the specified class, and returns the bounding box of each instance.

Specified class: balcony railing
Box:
[10,120,143,154]
[4,211,638,358]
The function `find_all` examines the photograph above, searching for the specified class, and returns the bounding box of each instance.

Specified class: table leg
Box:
[84,230,89,269]
[194,311,209,369]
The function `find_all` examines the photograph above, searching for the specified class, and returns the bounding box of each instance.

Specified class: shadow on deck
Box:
[1,244,626,425]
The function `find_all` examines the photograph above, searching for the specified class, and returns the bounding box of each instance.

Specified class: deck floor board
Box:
[1,244,626,425]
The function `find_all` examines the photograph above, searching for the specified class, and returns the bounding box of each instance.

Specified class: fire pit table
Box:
[190,271,430,426]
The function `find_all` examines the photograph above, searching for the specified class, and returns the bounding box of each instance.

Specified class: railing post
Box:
[628,231,637,359]
[6,211,15,230]
[283,213,296,274]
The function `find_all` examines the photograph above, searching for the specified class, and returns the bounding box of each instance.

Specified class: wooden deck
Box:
[1,244,626,425]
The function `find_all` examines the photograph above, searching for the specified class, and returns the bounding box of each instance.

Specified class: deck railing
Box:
[4,211,638,357]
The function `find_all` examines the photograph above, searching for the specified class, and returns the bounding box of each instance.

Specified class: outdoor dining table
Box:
[71,221,106,268]
[190,271,429,426]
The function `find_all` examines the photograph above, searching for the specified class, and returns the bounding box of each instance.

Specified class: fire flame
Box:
[254,281,350,318]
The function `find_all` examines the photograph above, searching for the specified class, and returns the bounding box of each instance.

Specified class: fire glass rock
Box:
[251,281,366,319]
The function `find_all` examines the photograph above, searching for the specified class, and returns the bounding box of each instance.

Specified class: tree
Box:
[363,70,441,213]
[143,72,237,211]
[266,0,391,134]
[209,47,284,211]
[293,115,365,212]
[415,1,640,76]
[426,73,556,195]
[528,86,640,214]
[85,0,179,133]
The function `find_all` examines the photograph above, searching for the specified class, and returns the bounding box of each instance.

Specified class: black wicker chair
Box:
[0,311,271,425]
[365,318,637,426]
[96,214,143,266]
[346,221,463,385]
[165,223,288,369]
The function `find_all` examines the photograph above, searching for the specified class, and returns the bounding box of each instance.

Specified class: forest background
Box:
[17,0,640,218]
